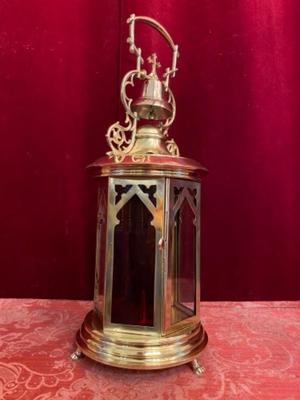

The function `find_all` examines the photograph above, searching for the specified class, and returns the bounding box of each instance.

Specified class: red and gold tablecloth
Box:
[0,299,299,399]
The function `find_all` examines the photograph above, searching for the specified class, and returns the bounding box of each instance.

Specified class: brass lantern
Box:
[72,14,208,375]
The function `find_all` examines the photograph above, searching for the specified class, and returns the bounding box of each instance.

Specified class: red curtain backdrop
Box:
[0,1,299,300]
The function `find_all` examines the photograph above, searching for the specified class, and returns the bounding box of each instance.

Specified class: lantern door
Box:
[103,177,165,335]
[163,178,201,334]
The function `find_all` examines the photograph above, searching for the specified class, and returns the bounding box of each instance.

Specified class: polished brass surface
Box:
[191,359,206,375]
[130,125,170,155]
[74,14,208,373]
[93,181,107,314]
[76,174,208,369]
[106,14,179,162]
[132,73,172,120]
[76,310,208,370]
[132,54,172,121]
[70,349,84,361]
[126,15,179,81]
[88,155,207,180]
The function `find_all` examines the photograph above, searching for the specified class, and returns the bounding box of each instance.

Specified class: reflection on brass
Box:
[73,14,208,373]
[76,310,207,370]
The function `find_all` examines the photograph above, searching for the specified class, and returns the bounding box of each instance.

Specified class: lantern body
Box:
[72,14,208,374]
[75,156,207,370]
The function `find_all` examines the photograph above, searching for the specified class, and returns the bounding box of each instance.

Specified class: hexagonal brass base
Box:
[75,310,208,370]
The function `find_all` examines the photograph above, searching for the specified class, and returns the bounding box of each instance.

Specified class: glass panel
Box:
[172,198,196,324]
[111,194,156,326]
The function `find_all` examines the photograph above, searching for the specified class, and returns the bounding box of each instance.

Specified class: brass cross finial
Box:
[147,53,161,77]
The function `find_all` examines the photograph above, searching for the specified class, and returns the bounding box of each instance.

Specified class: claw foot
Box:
[70,348,84,361]
[191,359,205,375]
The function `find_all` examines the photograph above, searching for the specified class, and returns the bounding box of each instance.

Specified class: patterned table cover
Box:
[0,299,299,399]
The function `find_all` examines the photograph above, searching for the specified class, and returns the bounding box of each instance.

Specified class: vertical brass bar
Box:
[162,178,171,334]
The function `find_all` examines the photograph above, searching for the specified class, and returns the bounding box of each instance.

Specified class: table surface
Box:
[0,299,299,400]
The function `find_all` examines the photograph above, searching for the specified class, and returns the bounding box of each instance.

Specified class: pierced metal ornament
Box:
[106,14,180,162]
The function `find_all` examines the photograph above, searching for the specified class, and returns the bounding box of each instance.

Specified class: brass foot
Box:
[70,348,84,361]
[191,359,205,375]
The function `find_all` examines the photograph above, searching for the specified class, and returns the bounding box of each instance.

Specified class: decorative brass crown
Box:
[106,14,180,162]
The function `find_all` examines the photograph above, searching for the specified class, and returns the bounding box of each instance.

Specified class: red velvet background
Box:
[1,1,300,300]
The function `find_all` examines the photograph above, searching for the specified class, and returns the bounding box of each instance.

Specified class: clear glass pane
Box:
[172,198,196,324]
[111,194,156,326]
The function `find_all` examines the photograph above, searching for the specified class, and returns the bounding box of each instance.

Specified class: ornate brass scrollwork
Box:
[106,14,180,161]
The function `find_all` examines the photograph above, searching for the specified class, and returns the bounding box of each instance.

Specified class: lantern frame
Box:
[71,14,208,375]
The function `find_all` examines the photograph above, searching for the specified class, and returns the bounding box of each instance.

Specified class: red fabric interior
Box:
[1,1,300,300]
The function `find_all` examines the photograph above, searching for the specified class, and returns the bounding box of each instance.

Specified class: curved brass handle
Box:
[127,14,179,85]
[130,15,177,51]
[106,14,180,161]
